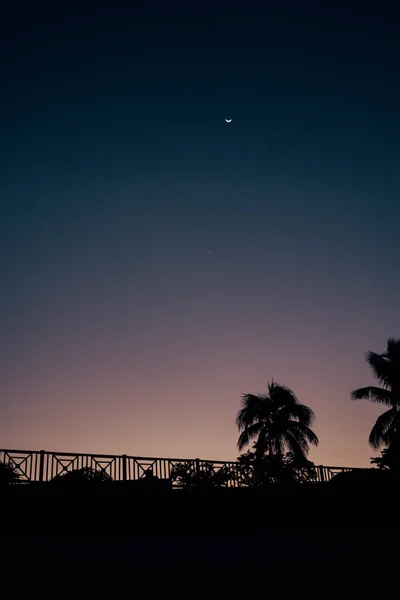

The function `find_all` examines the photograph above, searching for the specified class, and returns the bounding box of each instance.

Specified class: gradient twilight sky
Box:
[1,1,399,467]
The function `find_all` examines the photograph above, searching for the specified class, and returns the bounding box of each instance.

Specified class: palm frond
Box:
[237,421,264,451]
[368,408,398,449]
[381,422,398,447]
[273,436,285,456]
[236,393,265,430]
[254,430,267,458]
[375,409,400,448]
[237,430,251,452]
[285,420,319,447]
[305,427,319,447]
[269,383,299,406]
[386,338,400,362]
[386,337,400,349]
[350,386,393,406]
[283,432,309,458]
[279,403,315,427]
[295,404,315,426]
[367,352,394,388]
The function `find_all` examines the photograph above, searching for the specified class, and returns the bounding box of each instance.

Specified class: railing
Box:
[0,448,357,486]
[316,465,355,482]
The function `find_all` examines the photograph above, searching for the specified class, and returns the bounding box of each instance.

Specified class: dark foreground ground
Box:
[1,477,399,565]
[1,528,397,564]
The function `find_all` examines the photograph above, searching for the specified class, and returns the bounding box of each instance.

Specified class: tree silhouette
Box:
[351,338,400,464]
[236,380,319,464]
[0,461,20,486]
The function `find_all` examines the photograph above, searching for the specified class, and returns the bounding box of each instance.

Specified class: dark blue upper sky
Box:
[1,1,399,465]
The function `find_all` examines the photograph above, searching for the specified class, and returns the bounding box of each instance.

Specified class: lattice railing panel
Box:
[0,450,40,481]
[46,454,120,481]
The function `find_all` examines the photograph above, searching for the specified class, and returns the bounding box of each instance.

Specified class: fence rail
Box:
[0,448,357,486]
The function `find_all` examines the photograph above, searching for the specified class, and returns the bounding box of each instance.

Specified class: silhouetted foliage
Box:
[370,443,400,472]
[170,461,232,489]
[351,338,400,451]
[236,380,319,461]
[50,467,112,485]
[0,461,20,486]
[237,447,316,486]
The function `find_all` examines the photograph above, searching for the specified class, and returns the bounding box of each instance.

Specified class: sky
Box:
[1,1,400,468]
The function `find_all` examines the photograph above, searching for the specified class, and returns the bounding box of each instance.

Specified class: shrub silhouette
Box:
[170,461,232,489]
[237,448,317,486]
[0,461,20,486]
[370,446,400,472]
[50,467,112,485]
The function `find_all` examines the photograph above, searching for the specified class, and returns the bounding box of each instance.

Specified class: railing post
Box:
[195,458,200,485]
[233,462,239,487]
[318,465,325,483]
[38,450,45,482]
[122,454,127,481]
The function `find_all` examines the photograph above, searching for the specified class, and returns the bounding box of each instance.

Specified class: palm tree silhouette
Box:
[351,337,400,451]
[236,380,319,462]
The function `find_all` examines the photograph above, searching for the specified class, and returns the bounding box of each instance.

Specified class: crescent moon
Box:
[225,119,232,123]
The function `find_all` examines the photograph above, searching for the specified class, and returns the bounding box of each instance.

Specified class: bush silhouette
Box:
[170,461,232,489]
[50,467,112,485]
[0,461,20,486]
[370,445,400,472]
[237,448,317,486]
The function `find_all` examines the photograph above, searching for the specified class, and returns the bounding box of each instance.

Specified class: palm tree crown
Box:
[236,380,319,460]
[351,337,400,449]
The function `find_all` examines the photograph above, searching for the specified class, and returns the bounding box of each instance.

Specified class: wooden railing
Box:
[0,448,356,486]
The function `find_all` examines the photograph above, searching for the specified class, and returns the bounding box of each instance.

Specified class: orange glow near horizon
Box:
[1,322,388,468]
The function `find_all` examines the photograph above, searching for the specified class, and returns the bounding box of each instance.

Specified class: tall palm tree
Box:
[236,380,319,461]
[351,337,400,450]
